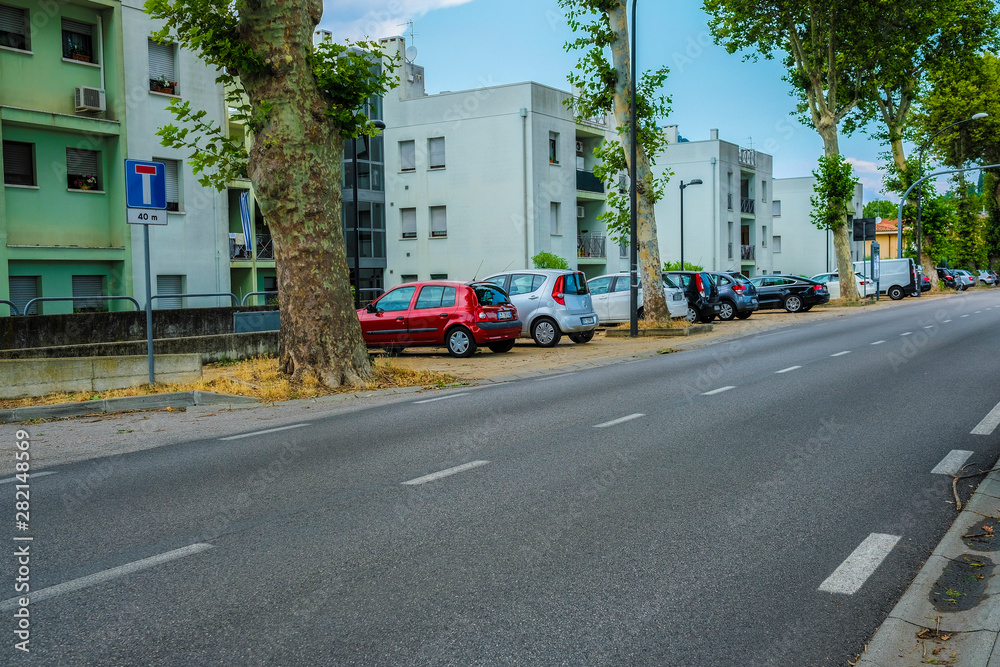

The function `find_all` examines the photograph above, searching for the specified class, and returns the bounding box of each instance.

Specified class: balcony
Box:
[578,233,607,260]
[741,244,755,261]
[576,170,605,194]
[741,197,755,215]
[739,147,756,168]
[256,233,274,260]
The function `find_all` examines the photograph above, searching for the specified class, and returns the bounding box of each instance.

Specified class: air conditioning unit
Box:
[575,141,584,153]
[75,86,106,112]
[577,206,586,219]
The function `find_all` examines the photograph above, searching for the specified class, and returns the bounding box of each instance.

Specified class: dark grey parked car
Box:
[708,271,759,321]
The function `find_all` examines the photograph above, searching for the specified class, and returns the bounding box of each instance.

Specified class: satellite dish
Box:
[405,46,418,63]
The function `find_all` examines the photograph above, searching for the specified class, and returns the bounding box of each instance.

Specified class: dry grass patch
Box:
[0,355,457,409]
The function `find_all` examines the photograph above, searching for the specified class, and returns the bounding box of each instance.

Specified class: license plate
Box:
[581,316,595,325]
[498,310,512,320]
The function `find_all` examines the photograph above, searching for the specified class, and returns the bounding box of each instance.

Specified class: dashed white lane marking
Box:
[961,314,970,318]
[972,400,1000,436]
[871,340,885,345]
[535,372,577,382]
[219,424,310,441]
[924,325,934,329]
[702,386,736,396]
[775,366,801,374]
[831,351,851,357]
[0,471,56,485]
[932,450,975,475]
[401,460,490,485]
[944,319,953,323]
[900,332,913,336]
[413,392,471,404]
[976,311,982,313]
[818,533,901,595]
[593,413,645,428]
[0,543,214,611]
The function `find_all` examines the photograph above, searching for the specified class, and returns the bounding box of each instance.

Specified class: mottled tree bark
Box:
[238,0,370,386]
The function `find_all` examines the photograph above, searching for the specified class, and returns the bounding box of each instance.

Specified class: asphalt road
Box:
[6,290,1000,665]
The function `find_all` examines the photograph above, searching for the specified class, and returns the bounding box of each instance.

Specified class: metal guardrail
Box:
[739,147,756,167]
[149,292,239,308]
[741,197,755,214]
[577,234,607,259]
[240,290,279,306]
[256,234,274,260]
[741,244,755,261]
[0,300,20,316]
[22,295,141,314]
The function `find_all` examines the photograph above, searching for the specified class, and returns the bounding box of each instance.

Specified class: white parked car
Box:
[977,270,996,286]
[587,272,688,324]
[809,271,874,299]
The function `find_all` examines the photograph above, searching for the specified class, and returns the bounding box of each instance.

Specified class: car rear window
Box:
[473,285,510,306]
[661,274,679,288]
[562,272,590,295]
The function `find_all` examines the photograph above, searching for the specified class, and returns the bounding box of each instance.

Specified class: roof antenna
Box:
[472,259,485,282]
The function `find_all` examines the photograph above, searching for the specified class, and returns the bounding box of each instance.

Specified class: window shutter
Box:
[430,206,447,237]
[400,141,415,171]
[161,158,179,203]
[401,208,416,238]
[8,276,38,315]
[428,137,445,168]
[72,275,104,311]
[2,141,32,184]
[148,39,175,81]
[0,5,26,36]
[66,148,99,176]
[156,275,183,309]
[62,18,92,36]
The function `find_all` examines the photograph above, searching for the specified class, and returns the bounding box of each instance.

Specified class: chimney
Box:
[662,125,679,143]
[710,128,719,140]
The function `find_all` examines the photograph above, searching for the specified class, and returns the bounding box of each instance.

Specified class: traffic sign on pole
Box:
[124,159,167,210]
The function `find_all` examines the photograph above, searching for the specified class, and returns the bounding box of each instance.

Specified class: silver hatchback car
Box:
[482,269,598,346]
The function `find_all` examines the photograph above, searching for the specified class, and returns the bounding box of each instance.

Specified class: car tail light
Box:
[732,283,745,294]
[552,276,566,305]
[695,273,707,298]
[476,308,489,321]
[813,284,823,292]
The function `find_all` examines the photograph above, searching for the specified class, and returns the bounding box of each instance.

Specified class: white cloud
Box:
[845,156,881,174]
[319,0,475,41]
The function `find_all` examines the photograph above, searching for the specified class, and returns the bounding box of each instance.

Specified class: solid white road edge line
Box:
[972,400,1000,436]
[831,351,851,357]
[0,543,214,611]
[702,386,736,396]
[413,392,471,404]
[401,460,490,485]
[818,533,901,595]
[775,366,801,374]
[0,471,56,485]
[219,423,310,441]
[593,413,645,428]
[931,450,975,475]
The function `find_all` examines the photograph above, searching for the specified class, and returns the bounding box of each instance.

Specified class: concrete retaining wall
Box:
[0,332,279,363]
[0,354,203,398]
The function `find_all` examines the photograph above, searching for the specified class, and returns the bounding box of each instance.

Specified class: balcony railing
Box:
[256,233,274,260]
[576,170,605,194]
[741,244,755,261]
[741,197,755,214]
[739,147,756,167]
[578,234,606,259]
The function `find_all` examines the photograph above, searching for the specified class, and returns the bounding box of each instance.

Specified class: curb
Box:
[0,390,258,423]
[857,468,1000,666]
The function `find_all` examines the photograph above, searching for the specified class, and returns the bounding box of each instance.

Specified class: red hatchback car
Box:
[358,281,522,357]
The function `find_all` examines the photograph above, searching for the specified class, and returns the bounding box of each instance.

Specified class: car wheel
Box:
[887,285,904,300]
[383,345,405,356]
[784,295,804,313]
[531,318,562,347]
[717,300,737,321]
[487,340,516,353]
[445,326,477,358]
[685,306,699,323]
[736,311,752,320]
[568,330,595,344]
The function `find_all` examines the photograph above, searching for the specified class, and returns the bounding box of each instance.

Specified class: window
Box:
[8,276,38,315]
[71,275,105,312]
[428,137,445,169]
[3,141,34,186]
[508,274,544,295]
[761,180,767,202]
[399,140,415,171]
[401,208,416,239]
[549,132,559,164]
[377,285,415,312]
[473,284,509,306]
[429,273,448,280]
[727,172,733,209]
[430,206,446,238]
[619,241,628,258]
[156,275,184,309]
[0,4,28,51]
[66,148,101,190]
[62,18,96,63]
[772,199,781,216]
[157,158,180,210]
[588,276,611,295]
[550,202,560,235]
[415,285,456,309]
[148,39,177,94]
[399,274,417,283]
[772,235,781,253]
[761,225,767,247]
[611,277,631,293]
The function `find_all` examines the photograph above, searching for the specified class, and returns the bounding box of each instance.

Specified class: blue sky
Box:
[321,0,893,202]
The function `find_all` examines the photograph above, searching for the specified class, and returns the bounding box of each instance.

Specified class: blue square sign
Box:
[125,159,166,209]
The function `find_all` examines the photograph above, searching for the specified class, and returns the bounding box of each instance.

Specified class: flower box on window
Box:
[149,77,177,95]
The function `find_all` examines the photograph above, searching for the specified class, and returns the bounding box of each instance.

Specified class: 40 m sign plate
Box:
[127,208,168,225]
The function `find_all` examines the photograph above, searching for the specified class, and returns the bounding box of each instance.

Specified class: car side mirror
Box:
[365,303,378,314]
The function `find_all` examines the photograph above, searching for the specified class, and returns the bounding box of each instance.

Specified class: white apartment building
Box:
[771,176,864,278]
[122,0,232,307]
[652,127,774,276]
[378,36,617,288]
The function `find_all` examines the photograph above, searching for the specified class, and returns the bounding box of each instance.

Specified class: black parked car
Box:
[664,271,723,323]
[748,275,830,313]
[936,267,960,289]
[708,271,759,321]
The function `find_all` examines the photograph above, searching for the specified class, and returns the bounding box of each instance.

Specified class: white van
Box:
[853,258,917,300]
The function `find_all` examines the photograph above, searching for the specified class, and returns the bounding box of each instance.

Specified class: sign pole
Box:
[144,224,155,385]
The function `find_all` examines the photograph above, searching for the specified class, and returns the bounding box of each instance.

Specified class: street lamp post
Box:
[629,0,639,337]
[353,119,386,309]
[679,179,703,270]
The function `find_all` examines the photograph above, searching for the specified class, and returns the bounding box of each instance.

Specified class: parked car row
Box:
[936,267,998,290]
